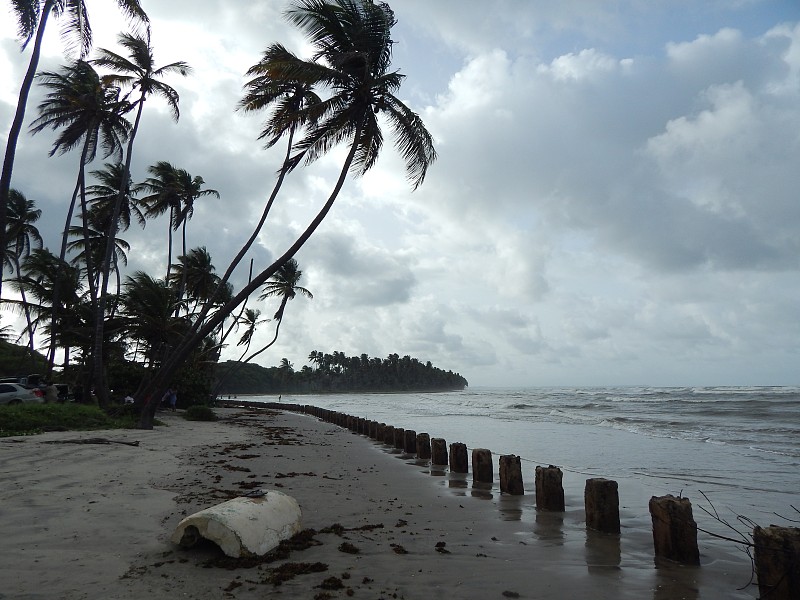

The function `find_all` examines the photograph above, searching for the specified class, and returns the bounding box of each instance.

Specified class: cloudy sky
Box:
[2,0,799,388]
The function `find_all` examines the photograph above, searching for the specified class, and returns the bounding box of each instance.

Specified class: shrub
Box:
[184,405,217,422]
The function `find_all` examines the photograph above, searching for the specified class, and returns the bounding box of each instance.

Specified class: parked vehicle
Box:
[0,383,44,405]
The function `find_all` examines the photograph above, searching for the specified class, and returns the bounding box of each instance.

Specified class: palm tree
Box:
[90,33,190,402]
[0,0,148,298]
[86,162,146,235]
[3,189,43,353]
[30,59,130,373]
[141,162,219,282]
[66,217,130,295]
[139,0,435,427]
[30,60,131,269]
[10,248,84,375]
[168,246,225,317]
[118,271,182,368]
[240,257,312,364]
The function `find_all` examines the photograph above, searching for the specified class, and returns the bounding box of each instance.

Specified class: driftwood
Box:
[43,437,140,447]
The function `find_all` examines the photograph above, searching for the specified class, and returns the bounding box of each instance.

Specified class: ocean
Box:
[242,386,798,597]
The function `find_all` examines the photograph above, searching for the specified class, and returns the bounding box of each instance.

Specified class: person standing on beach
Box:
[169,388,178,412]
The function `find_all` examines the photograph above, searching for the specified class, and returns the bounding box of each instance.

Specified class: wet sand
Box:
[0,407,757,599]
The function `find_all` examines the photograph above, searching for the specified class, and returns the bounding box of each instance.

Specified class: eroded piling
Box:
[499,455,524,495]
[472,448,493,484]
[648,495,700,565]
[449,442,468,473]
[585,478,620,534]
[535,465,565,511]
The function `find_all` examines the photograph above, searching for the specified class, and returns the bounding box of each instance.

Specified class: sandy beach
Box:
[0,406,757,599]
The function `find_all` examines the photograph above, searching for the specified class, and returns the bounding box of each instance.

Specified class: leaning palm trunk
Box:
[0,1,54,300]
[137,124,363,428]
[194,130,296,323]
[48,139,92,376]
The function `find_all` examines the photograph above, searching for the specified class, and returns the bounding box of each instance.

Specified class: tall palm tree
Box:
[141,162,219,282]
[29,59,130,371]
[140,0,435,427]
[30,60,131,268]
[66,217,130,295]
[4,189,43,353]
[90,33,190,403]
[86,162,146,234]
[0,0,148,298]
[10,248,84,375]
[168,246,225,317]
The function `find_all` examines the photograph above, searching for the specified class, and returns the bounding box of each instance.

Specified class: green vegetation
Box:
[1,0,438,429]
[215,351,468,396]
[0,403,138,437]
[184,405,217,422]
[0,339,48,376]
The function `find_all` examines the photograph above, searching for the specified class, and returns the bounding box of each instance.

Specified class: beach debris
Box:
[585,478,620,534]
[499,455,524,495]
[753,525,800,599]
[449,442,468,473]
[648,494,700,565]
[535,465,565,512]
[171,490,302,558]
[472,448,493,484]
[338,542,360,554]
[42,437,140,447]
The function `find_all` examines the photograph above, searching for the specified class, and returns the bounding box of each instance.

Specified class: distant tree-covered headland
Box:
[214,351,468,395]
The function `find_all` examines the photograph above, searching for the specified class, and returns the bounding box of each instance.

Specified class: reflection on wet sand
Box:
[585,528,621,572]
[534,510,565,544]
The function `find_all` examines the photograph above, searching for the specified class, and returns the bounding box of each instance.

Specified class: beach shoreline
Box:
[0,407,758,599]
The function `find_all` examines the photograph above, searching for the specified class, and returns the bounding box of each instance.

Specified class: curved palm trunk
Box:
[48,139,92,377]
[165,207,175,280]
[0,0,54,300]
[217,259,255,350]
[12,255,36,355]
[138,123,364,429]
[199,130,295,318]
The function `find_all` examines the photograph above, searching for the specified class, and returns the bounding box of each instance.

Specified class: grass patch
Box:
[184,405,217,421]
[0,403,139,437]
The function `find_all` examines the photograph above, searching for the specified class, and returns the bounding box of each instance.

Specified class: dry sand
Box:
[0,407,757,599]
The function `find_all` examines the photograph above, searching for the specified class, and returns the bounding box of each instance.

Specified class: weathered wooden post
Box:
[449,442,469,473]
[648,495,700,565]
[535,465,565,511]
[584,478,620,534]
[499,455,524,495]
[393,427,405,450]
[431,438,448,466]
[376,422,386,441]
[416,433,431,460]
[403,429,417,454]
[384,425,395,445]
[753,526,800,599]
[472,448,493,483]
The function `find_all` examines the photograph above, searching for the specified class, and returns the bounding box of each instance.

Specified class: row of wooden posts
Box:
[259,402,799,599]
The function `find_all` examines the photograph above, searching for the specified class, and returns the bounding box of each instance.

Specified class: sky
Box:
[1,0,799,388]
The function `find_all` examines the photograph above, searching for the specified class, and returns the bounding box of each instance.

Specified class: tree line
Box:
[1,0,438,425]
[215,351,468,395]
